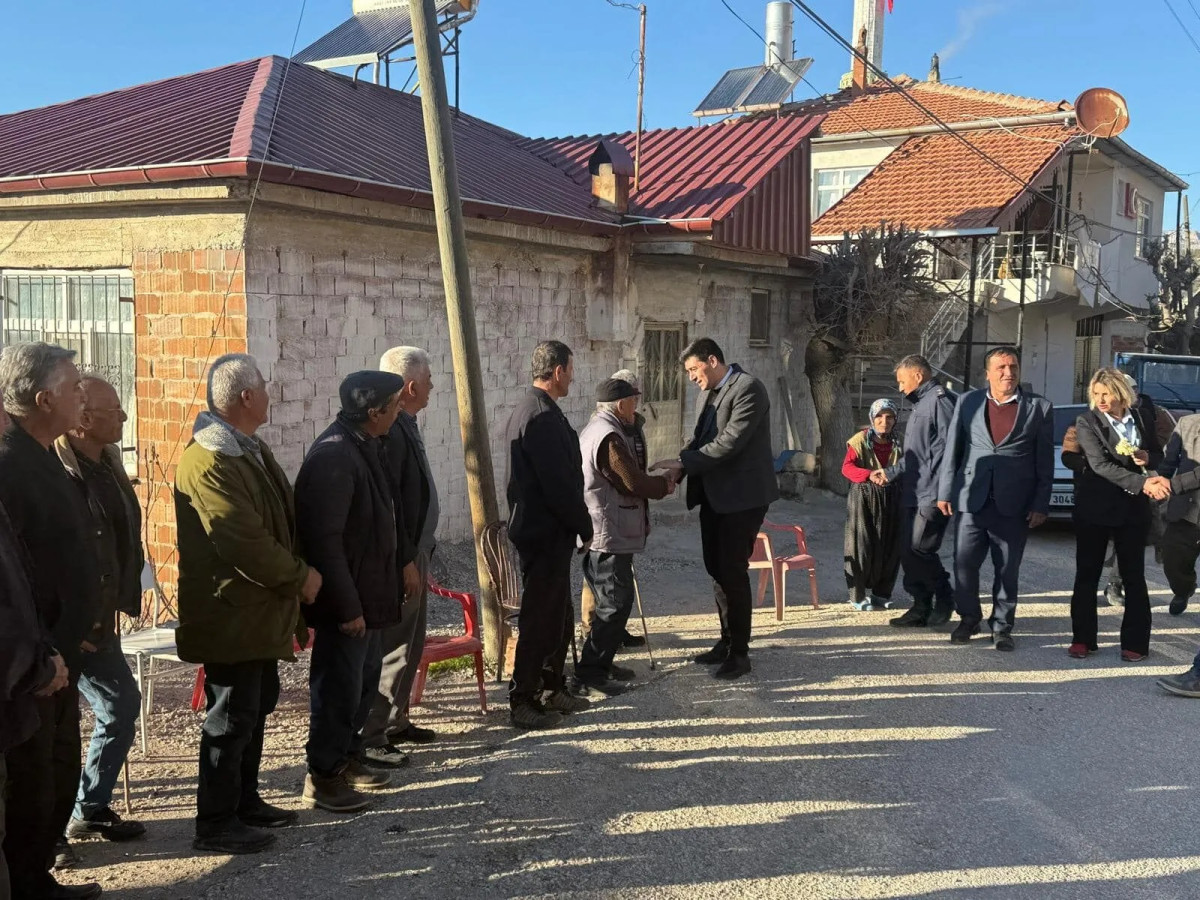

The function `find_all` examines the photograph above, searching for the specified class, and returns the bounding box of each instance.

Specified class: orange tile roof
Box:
[813,124,1077,235]
[794,79,1067,136]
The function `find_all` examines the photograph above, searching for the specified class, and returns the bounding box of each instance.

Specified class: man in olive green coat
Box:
[174,354,322,856]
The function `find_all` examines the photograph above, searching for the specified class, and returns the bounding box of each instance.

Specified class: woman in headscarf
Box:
[843,399,903,611]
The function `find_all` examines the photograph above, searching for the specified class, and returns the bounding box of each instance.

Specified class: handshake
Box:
[1144,475,1172,501]
[651,458,683,495]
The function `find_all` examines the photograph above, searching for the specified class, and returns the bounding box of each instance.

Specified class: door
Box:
[640,324,687,466]
[1073,315,1103,402]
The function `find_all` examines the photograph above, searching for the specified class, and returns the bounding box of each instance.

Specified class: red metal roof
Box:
[0,57,617,232]
[813,125,1076,235]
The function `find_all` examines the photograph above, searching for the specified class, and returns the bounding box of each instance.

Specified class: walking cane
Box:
[631,563,656,670]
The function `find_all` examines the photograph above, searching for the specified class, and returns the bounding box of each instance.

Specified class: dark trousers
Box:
[699,504,768,656]
[1071,520,1151,654]
[306,627,383,776]
[1,753,8,900]
[952,499,1029,633]
[363,551,430,747]
[75,638,141,820]
[196,660,279,837]
[2,685,81,899]
[577,551,635,679]
[901,504,953,611]
[510,533,575,706]
[1161,520,1200,600]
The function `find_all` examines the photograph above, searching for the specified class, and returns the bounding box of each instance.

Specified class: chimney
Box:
[588,140,634,214]
[851,27,869,94]
[928,52,941,83]
[764,1,793,66]
[849,0,885,84]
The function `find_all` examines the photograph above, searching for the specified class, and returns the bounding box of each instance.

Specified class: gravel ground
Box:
[57,491,1200,899]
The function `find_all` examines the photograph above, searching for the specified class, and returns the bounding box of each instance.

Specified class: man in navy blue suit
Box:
[936,346,1054,651]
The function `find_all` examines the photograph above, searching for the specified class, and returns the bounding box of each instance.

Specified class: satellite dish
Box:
[1074,88,1130,139]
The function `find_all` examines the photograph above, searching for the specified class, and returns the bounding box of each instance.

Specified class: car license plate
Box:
[1050,492,1073,507]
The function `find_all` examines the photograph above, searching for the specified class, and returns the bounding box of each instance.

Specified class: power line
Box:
[1188,0,1200,23]
[1164,0,1200,54]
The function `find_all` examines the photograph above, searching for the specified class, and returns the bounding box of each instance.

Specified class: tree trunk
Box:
[806,337,856,495]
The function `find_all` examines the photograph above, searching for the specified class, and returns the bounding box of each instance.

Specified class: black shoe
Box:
[53,838,79,870]
[46,880,103,899]
[238,797,299,829]
[889,608,928,628]
[926,605,954,627]
[359,744,412,769]
[713,654,752,680]
[389,723,437,744]
[608,663,636,681]
[622,632,647,648]
[992,632,1015,652]
[950,619,981,644]
[1170,594,1190,616]
[193,821,276,855]
[694,642,730,665]
[67,807,146,842]
[510,701,563,730]
[571,675,627,697]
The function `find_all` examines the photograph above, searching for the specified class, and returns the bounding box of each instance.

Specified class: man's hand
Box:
[35,652,69,697]
[651,458,683,476]
[1145,475,1172,501]
[339,616,367,639]
[301,568,323,604]
[936,500,953,517]
[80,639,98,653]
[1132,448,1150,467]
[1028,511,1047,528]
[664,477,677,496]
[578,538,593,555]
[869,470,889,486]
[402,561,422,600]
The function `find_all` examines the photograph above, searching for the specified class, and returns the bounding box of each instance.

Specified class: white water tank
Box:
[765,1,793,65]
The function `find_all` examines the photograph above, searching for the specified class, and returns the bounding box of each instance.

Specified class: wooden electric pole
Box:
[410,0,503,665]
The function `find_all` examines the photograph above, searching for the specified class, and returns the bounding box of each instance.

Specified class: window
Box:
[642,325,684,404]
[0,271,137,468]
[749,289,771,346]
[814,166,871,218]
[1134,195,1153,258]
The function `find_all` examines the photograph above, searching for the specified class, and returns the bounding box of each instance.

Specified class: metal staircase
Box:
[920,271,973,374]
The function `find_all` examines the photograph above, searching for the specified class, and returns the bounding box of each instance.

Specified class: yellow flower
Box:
[1115,438,1137,458]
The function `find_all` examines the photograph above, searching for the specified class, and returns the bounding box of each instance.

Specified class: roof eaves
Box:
[1097,137,1189,191]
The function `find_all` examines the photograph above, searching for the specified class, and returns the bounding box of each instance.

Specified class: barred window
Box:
[0,271,137,469]
[750,289,771,346]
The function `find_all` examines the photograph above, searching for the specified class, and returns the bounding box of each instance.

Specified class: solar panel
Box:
[741,58,811,109]
[693,58,813,117]
[293,0,463,68]
[693,66,763,118]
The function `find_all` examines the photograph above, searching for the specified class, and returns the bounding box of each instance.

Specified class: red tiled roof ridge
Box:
[911,79,1068,113]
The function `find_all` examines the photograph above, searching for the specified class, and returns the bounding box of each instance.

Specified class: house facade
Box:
[0,56,820,584]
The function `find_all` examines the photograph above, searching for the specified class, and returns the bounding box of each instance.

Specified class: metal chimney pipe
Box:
[765,1,793,66]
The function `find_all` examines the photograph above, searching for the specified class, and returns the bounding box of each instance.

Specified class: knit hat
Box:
[596,378,640,402]
[339,371,406,423]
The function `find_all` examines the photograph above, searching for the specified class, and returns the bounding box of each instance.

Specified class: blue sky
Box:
[3,0,1199,220]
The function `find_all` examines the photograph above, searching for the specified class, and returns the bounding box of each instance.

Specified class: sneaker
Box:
[510,701,563,730]
[1158,669,1200,698]
[622,632,647,648]
[238,797,298,829]
[693,642,729,665]
[571,675,627,697]
[1120,649,1148,662]
[359,744,411,769]
[67,807,146,842]
[543,690,591,714]
[343,758,392,792]
[53,838,79,870]
[713,654,752,680]
[1067,642,1093,659]
[889,608,928,628]
[1170,595,1190,616]
[850,597,873,611]
[43,878,102,898]
[869,595,894,610]
[389,724,436,744]
[302,772,371,813]
[950,619,981,644]
[926,605,954,627]
[608,663,636,681]
[193,821,277,854]
[1104,580,1125,608]
[992,632,1015,652]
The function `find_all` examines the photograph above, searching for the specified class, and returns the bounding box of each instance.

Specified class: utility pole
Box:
[962,236,979,390]
[634,4,646,192]
[410,0,503,664]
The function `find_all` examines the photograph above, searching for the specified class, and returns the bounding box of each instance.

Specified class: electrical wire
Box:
[1164,0,1200,55]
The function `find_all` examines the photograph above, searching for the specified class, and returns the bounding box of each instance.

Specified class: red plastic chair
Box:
[749,532,780,615]
[411,576,488,714]
[190,629,314,711]
[762,520,821,618]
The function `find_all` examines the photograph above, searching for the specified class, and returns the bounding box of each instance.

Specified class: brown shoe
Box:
[342,758,392,792]
[302,773,371,813]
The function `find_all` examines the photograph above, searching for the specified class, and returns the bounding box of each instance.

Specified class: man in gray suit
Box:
[936,346,1054,651]
[655,338,778,679]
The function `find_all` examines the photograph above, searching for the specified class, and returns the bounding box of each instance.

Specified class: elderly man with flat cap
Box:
[572,378,674,697]
[295,371,406,814]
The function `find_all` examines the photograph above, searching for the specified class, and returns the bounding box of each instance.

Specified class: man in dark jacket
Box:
[296,371,405,814]
[175,353,322,855]
[54,377,147,849]
[1,498,69,900]
[876,355,958,628]
[0,341,103,900]
[504,340,593,729]
[361,347,440,768]
[654,338,777,680]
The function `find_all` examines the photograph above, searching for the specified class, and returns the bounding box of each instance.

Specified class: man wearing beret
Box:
[295,371,406,813]
[573,378,674,697]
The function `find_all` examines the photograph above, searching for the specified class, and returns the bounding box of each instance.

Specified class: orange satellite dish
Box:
[1074,88,1130,139]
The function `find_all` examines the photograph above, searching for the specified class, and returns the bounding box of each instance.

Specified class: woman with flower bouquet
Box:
[1066,367,1168,662]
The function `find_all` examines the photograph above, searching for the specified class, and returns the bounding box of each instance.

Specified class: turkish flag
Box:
[887,0,894,10]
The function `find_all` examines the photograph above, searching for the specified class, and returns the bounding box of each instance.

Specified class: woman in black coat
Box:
[1065,367,1166,662]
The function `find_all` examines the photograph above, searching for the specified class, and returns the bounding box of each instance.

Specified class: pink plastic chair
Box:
[411,576,488,715]
[190,628,314,711]
[762,520,821,618]
[750,532,781,616]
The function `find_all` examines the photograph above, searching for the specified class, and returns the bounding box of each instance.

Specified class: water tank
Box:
[765,1,793,65]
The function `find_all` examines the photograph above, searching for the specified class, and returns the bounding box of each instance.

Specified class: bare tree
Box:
[1143,238,1200,354]
[803,226,939,493]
